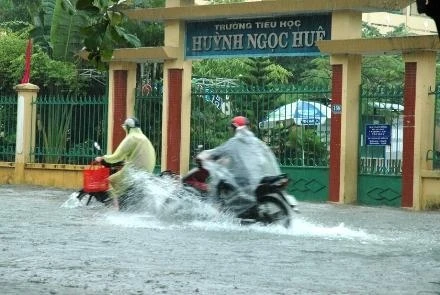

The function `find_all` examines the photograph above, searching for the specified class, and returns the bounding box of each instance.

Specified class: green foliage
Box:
[37,103,73,163]
[0,32,26,91]
[285,127,328,166]
[190,101,231,150]
[0,31,80,94]
[240,57,272,86]
[50,0,89,61]
[362,55,404,88]
[193,58,248,79]
[75,0,141,70]
[299,57,331,89]
[29,0,56,55]
[193,57,292,86]
[362,22,382,38]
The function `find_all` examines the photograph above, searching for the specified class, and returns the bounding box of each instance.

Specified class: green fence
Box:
[190,84,332,167]
[190,84,332,202]
[135,83,332,169]
[359,85,404,176]
[135,86,163,166]
[430,84,440,169]
[31,95,108,165]
[358,85,403,207]
[0,93,17,162]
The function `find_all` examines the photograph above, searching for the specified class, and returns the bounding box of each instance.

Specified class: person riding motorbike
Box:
[196,115,282,217]
[95,117,156,210]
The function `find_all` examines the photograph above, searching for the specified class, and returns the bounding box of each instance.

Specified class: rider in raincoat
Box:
[196,116,281,216]
[95,117,156,209]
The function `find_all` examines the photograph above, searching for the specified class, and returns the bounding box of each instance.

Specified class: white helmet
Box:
[123,117,140,128]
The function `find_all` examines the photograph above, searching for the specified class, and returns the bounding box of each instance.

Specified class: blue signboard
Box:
[366,124,391,146]
[185,14,332,59]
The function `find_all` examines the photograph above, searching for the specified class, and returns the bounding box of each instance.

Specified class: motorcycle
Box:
[178,153,298,227]
[77,144,298,227]
[76,160,121,206]
[76,142,135,210]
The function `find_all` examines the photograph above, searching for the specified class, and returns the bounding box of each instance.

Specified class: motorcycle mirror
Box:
[94,142,101,151]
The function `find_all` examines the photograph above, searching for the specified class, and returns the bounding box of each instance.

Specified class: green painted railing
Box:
[135,83,332,169]
[31,95,108,165]
[135,86,163,166]
[190,84,332,167]
[0,93,17,162]
[359,85,404,176]
[358,85,404,207]
[430,84,440,169]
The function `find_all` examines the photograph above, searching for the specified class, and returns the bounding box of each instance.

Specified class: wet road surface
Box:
[0,184,439,295]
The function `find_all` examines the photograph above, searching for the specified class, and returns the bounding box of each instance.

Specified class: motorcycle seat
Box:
[260,173,288,184]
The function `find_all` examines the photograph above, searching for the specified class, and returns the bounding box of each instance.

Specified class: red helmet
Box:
[231,116,249,128]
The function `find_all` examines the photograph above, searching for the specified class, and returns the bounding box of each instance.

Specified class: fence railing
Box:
[31,95,108,165]
[431,84,440,169]
[359,85,404,175]
[134,84,332,168]
[0,93,17,162]
[135,86,163,165]
[190,84,332,167]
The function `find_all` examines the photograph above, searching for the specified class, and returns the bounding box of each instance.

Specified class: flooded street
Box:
[1,184,439,295]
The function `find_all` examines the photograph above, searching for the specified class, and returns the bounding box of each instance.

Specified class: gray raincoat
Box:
[198,126,281,215]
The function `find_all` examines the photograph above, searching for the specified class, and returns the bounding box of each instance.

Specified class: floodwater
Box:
[1,177,440,294]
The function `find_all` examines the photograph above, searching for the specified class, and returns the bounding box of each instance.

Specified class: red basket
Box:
[83,161,110,193]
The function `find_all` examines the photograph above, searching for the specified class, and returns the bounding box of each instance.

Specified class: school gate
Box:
[98,0,440,209]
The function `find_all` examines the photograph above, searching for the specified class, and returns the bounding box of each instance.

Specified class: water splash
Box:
[61,191,107,209]
[63,170,377,242]
[61,192,88,208]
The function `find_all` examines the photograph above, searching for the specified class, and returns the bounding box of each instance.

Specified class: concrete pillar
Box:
[328,11,362,204]
[107,61,137,152]
[13,83,39,183]
[402,51,436,210]
[329,55,362,204]
[162,0,193,174]
[331,11,362,40]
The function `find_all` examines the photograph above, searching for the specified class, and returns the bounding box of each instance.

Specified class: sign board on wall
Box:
[185,14,332,59]
[365,124,391,146]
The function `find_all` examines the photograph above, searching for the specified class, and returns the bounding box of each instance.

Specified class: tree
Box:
[74,0,141,70]
[50,0,88,62]
[0,31,80,94]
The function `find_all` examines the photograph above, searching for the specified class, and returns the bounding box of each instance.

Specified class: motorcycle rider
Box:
[196,115,282,216]
[95,117,156,210]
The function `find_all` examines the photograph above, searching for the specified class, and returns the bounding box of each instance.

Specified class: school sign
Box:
[185,14,332,59]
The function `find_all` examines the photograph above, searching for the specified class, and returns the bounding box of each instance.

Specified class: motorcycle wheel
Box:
[256,193,291,228]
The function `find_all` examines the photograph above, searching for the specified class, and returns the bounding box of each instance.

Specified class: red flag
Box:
[21,39,32,84]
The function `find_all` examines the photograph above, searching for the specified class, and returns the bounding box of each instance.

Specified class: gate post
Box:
[402,51,436,210]
[328,11,362,204]
[107,61,137,152]
[162,0,193,174]
[13,83,39,183]
[329,55,362,204]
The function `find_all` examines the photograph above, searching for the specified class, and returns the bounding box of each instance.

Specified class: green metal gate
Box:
[134,81,331,202]
[190,82,331,202]
[358,86,403,206]
[135,85,163,170]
